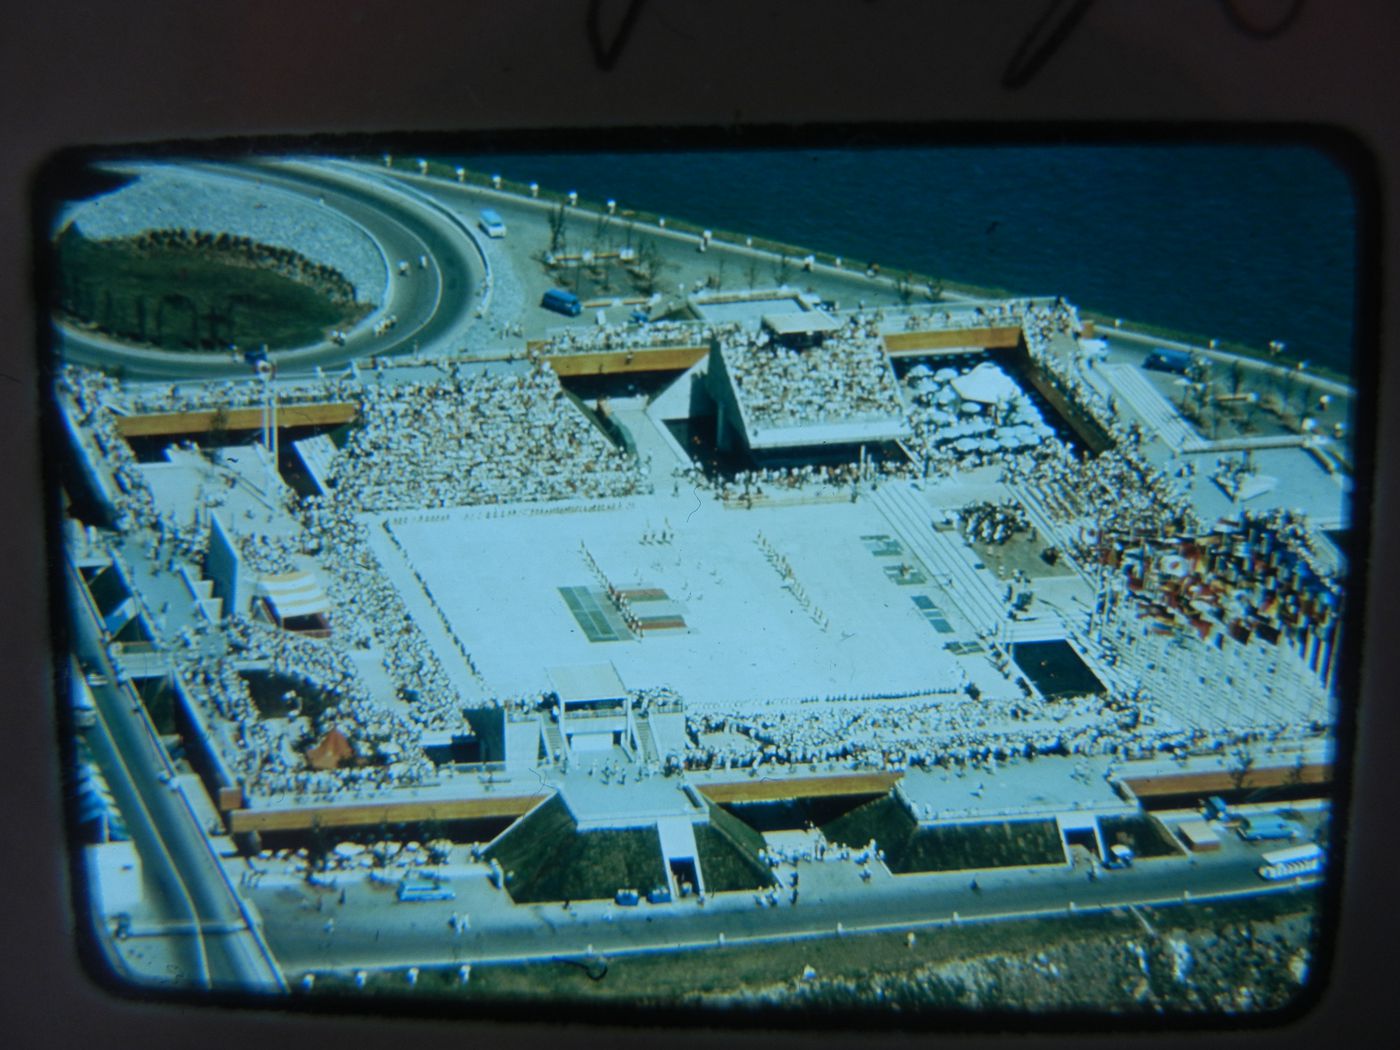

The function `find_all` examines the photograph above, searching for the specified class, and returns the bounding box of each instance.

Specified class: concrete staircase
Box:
[541,720,566,765]
[869,484,1004,636]
[634,716,661,764]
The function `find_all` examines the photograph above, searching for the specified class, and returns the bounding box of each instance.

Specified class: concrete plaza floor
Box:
[379,491,973,709]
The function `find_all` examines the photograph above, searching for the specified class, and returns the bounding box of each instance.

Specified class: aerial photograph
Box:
[46,141,1358,1020]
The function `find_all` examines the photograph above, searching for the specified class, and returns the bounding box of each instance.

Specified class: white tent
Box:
[951,362,1021,405]
[256,571,330,621]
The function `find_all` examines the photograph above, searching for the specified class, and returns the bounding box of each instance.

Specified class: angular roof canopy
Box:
[548,663,627,704]
[761,311,840,337]
[257,571,329,620]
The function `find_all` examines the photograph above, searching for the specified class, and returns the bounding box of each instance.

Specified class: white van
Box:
[478,209,507,239]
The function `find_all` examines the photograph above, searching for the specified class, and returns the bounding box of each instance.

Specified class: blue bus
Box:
[1238,814,1305,842]
[1144,347,1192,375]
[541,288,583,317]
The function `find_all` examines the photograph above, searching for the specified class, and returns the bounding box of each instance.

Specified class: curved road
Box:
[56,159,487,380]
[69,562,285,991]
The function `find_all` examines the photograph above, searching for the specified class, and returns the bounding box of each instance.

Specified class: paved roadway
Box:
[55,158,486,380]
[79,660,208,985]
[255,834,1317,976]
[68,561,286,991]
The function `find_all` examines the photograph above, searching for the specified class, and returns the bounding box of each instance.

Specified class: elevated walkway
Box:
[883,326,1022,355]
[694,771,901,804]
[112,402,358,438]
[227,791,546,834]
[540,346,708,376]
[1120,762,1332,800]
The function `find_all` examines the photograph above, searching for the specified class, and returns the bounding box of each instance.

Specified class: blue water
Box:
[453,146,1357,374]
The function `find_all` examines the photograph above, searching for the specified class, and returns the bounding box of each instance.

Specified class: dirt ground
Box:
[700,893,1320,1016]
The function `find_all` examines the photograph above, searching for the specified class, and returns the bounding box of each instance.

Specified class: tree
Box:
[772,251,792,286]
[1285,753,1307,790]
[1229,359,1246,397]
[306,816,329,882]
[548,202,568,255]
[1227,744,1255,792]
[633,240,665,295]
[209,406,231,448]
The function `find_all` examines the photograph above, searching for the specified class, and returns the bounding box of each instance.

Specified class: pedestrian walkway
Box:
[610,404,689,490]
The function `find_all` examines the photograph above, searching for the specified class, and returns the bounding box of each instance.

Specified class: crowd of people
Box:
[957,499,1032,546]
[299,496,470,734]
[723,323,906,431]
[61,367,211,560]
[894,297,1060,335]
[711,460,918,503]
[683,688,1319,779]
[236,530,301,575]
[123,371,362,415]
[1005,444,1198,557]
[536,319,738,355]
[59,286,1335,810]
[326,361,649,510]
[188,616,436,797]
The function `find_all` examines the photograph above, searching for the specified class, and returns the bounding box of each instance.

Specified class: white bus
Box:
[478,209,507,238]
[1257,842,1324,881]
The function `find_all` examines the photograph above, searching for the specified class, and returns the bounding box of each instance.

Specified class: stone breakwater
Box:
[68,164,387,306]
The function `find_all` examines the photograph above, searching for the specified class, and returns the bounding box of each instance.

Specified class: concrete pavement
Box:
[256,821,1320,975]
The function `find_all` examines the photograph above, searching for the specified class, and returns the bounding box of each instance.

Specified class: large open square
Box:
[377,491,971,708]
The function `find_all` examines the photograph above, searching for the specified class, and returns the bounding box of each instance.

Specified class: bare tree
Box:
[772,251,792,286]
[1229,359,1246,397]
[1285,753,1307,790]
[1227,744,1255,792]
[548,202,568,256]
[632,240,666,295]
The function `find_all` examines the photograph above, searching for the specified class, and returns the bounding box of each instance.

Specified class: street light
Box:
[256,356,277,489]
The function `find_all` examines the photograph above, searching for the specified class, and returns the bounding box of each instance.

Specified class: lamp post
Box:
[256,356,277,490]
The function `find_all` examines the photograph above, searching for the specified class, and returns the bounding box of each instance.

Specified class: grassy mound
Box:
[53,226,370,351]
[1098,813,1184,859]
[693,803,776,893]
[821,795,916,853]
[899,819,1065,872]
[822,795,1065,873]
[483,795,668,903]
